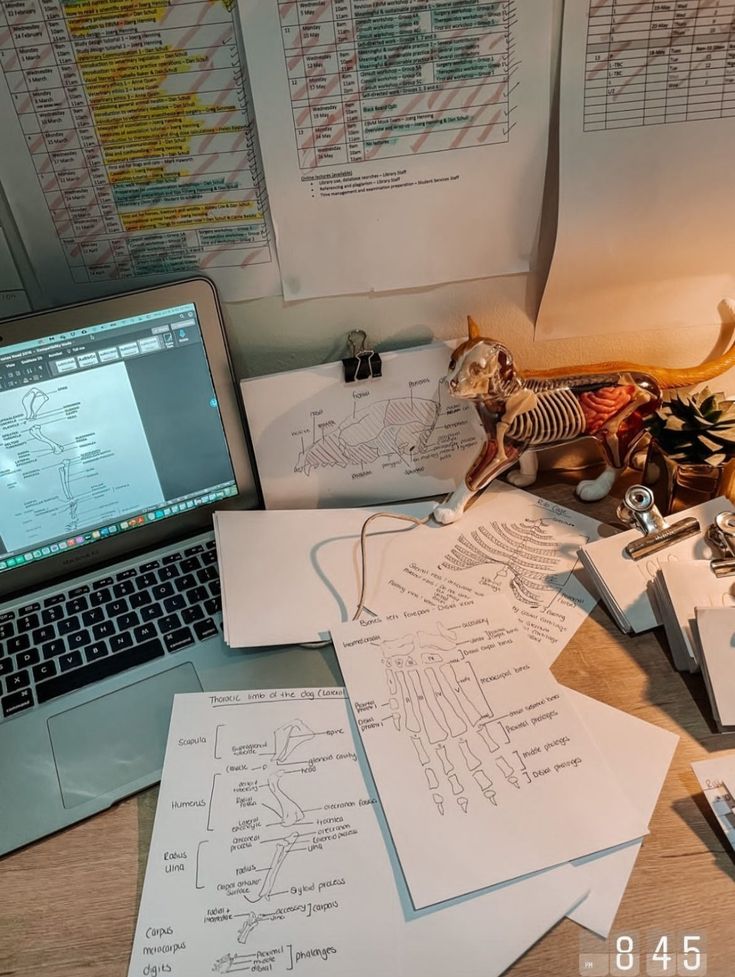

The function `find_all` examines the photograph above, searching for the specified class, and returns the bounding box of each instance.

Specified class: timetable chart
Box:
[0,0,272,285]
[584,0,735,131]
[279,0,518,168]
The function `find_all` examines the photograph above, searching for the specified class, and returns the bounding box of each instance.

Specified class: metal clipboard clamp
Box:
[616,485,701,561]
[706,511,735,577]
[342,329,382,383]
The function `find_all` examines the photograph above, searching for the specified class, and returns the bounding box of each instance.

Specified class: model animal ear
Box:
[467,316,481,340]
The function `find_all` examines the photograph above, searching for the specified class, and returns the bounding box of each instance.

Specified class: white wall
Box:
[221,0,735,394]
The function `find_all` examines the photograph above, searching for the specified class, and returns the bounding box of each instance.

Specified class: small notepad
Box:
[578,497,729,634]
[694,606,735,730]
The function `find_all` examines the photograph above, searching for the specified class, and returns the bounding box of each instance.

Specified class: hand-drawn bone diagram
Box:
[439,518,588,607]
[377,624,530,818]
[210,719,340,972]
[296,396,440,475]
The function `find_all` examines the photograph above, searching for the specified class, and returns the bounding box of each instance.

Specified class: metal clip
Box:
[342,329,382,383]
[707,511,735,576]
[616,485,701,561]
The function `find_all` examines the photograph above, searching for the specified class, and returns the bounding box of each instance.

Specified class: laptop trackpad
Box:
[48,665,202,808]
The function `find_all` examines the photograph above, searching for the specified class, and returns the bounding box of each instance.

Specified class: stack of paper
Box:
[127,669,676,977]
[649,562,735,672]
[692,754,735,850]
[578,498,728,634]
[214,483,601,664]
[693,607,735,731]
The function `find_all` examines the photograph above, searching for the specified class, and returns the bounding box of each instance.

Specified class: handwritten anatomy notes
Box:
[333,607,648,909]
[127,690,589,977]
[339,482,602,664]
[237,0,554,298]
[241,342,481,508]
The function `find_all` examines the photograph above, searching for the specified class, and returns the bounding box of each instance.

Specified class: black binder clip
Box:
[342,329,381,383]
[616,484,701,560]
[706,511,735,576]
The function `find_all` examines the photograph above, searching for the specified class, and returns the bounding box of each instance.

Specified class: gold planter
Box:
[642,440,735,515]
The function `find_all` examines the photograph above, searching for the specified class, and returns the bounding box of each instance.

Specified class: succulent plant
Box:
[647,387,735,467]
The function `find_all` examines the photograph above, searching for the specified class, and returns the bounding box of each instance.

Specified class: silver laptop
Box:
[0,278,264,854]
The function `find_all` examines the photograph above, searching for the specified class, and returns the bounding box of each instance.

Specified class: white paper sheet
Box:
[692,753,735,852]
[566,690,677,937]
[537,0,735,339]
[238,0,553,299]
[213,501,436,646]
[332,606,648,909]
[0,363,162,552]
[656,561,735,672]
[694,607,735,729]
[333,482,601,665]
[0,1,280,304]
[241,342,481,508]
[127,689,590,977]
[578,497,727,634]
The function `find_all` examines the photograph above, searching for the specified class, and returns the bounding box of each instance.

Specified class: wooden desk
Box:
[2,472,735,977]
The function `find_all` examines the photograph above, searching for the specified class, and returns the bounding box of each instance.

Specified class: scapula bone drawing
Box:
[274,720,314,763]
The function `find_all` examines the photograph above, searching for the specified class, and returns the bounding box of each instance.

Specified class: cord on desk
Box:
[300,507,435,649]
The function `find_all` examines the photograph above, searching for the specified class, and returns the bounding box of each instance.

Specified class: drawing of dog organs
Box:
[378,625,517,816]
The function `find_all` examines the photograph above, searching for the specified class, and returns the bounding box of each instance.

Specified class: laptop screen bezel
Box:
[0,277,257,601]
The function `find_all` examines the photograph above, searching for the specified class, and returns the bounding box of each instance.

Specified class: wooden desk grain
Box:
[2,472,735,977]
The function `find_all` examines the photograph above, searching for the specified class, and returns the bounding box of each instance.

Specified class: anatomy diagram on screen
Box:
[0,368,163,553]
[439,518,588,608]
[374,624,530,818]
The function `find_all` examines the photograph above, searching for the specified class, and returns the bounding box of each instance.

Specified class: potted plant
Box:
[643,387,735,513]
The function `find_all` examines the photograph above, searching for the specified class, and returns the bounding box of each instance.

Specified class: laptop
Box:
[0,278,267,855]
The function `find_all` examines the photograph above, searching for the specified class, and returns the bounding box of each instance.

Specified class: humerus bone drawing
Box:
[435,313,735,524]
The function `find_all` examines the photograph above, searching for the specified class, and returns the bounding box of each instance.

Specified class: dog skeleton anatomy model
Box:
[434,316,735,524]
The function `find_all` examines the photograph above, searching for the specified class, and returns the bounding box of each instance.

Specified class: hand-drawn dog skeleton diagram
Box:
[377,624,529,817]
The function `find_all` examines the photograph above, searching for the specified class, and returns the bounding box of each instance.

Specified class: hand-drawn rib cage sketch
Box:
[439,518,585,607]
[295,397,440,475]
[379,624,529,817]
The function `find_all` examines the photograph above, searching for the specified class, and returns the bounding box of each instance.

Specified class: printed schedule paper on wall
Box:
[126,689,591,977]
[0,0,280,304]
[537,0,735,339]
[332,606,648,909]
[237,0,553,299]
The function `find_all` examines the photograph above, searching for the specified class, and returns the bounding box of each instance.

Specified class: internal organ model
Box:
[434,314,735,523]
[296,397,438,475]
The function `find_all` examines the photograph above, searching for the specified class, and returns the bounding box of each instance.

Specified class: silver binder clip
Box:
[616,485,701,561]
[706,511,735,576]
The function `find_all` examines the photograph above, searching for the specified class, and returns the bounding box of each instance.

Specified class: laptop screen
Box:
[0,302,237,576]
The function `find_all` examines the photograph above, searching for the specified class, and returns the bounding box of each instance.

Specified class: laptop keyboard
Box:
[0,539,222,720]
